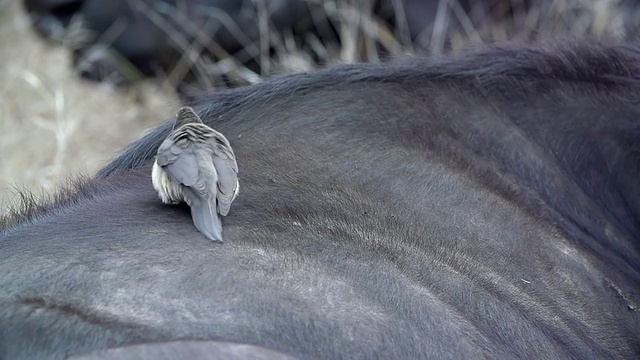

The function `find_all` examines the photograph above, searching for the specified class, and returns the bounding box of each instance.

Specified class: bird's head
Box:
[173,106,204,130]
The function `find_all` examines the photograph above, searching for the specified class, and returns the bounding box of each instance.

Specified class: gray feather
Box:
[211,139,238,216]
[162,150,200,187]
[155,139,178,167]
[190,201,223,242]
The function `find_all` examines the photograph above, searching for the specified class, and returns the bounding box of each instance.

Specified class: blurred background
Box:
[2,0,640,213]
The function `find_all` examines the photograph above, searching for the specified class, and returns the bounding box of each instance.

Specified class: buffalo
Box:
[1,40,639,359]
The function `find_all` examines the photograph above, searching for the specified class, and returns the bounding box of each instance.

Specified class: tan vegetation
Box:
[0,1,180,213]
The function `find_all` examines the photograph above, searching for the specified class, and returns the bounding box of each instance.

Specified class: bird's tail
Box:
[190,202,223,242]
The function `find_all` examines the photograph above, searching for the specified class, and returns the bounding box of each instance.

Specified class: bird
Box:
[151,106,239,242]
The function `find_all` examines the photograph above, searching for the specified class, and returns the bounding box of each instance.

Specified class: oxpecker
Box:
[152,106,239,242]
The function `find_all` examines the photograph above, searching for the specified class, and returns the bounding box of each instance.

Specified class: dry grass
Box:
[0,0,636,214]
[129,0,636,91]
[0,1,180,213]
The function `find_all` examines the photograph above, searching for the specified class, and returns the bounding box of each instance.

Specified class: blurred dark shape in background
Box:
[22,0,640,92]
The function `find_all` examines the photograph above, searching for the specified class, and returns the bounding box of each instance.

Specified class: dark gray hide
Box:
[68,340,297,360]
[1,41,639,359]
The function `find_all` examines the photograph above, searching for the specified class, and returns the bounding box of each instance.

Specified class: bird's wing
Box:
[158,140,201,189]
[155,138,178,167]
[212,142,239,216]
